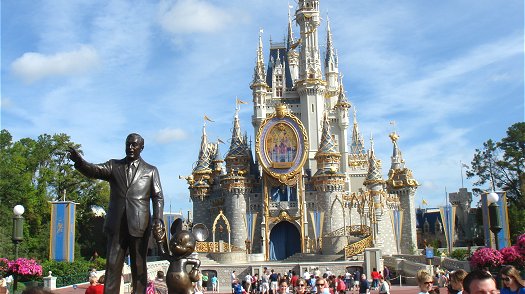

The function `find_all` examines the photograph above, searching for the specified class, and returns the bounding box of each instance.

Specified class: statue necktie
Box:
[127,163,135,186]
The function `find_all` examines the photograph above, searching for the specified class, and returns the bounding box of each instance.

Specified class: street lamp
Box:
[12,204,24,292]
[486,192,502,250]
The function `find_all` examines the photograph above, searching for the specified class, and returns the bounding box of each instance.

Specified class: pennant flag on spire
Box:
[204,115,214,122]
[217,138,225,144]
[236,98,248,105]
[422,199,428,205]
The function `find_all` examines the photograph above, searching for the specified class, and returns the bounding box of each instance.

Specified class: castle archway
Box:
[269,221,301,260]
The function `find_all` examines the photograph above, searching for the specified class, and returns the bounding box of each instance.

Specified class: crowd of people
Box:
[229,266,392,294]
[416,265,525,294]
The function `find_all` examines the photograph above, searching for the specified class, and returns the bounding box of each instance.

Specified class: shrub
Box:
[450,248,470,261]
[469,247,503,269]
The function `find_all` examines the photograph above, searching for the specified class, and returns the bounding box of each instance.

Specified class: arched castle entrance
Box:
[269,221,301,260]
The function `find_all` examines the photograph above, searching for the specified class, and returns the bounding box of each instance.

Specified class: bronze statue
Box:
[153,218,201,294]
[69,133,164,294]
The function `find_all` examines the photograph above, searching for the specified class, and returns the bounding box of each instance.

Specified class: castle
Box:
[182,0,419,260]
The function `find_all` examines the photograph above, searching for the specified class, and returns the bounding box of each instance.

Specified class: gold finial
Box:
[389,132,399,143]
[275,104,289,118]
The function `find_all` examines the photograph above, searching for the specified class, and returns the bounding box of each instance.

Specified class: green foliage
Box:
[0,129,110,260]
[467,122,525,208]
[41,258,106,278]
[467,122,525,239]
[450,248,470,261]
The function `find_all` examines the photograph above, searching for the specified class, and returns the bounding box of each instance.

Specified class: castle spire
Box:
[350,107,365,155]
[364,134,384,186]
[389,132,404,170]
[324,16,337,70]
[193,124,211,173]
[287,5,295,50]
[386,131,419,189]
[252,29,267,86]
[318,112,338,154]
[335,77,350,109]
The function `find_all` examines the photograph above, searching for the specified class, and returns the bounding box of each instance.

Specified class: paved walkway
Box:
[52,285,421,294]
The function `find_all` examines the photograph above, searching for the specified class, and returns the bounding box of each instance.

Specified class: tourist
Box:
[270,270,279,293]
[85,275,104,294]
[211,275,219,293]
[294,278,308,294]
[417,270,436,294]
[371,268,379,290]
[231,271,237,293]
[462,270,497,294]
[383,266,390,281]
[252,274,259,294]
[316,278,330,294]
[202,272,209,292]
[344,270,353,290]
[154,271,168,294]
[353,270,360,291]
[245,272,253,293]
[378,276,390,294]
[0,275,8,294]
[359,274,369,294]
[278,279,289,294]
[448,269,467,294]
[290,271,298,288]
[233,279,244,294]
[336,275,347,294]
[261,269,270,294]
[499,265,525,294]
[304,269,312,285]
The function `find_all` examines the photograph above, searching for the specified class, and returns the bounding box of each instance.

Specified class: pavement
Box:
[52,285,421,294]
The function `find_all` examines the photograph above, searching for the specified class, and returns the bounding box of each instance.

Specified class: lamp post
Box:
[486,192,502,250]
[12,204,24,292]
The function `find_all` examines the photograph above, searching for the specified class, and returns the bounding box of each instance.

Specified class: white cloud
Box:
[155,128,188,143]
[11,45,100,83]
[1,97,14,109]
[158,0,235,35]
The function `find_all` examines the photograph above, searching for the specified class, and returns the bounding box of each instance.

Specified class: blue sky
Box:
[1,0,523,214]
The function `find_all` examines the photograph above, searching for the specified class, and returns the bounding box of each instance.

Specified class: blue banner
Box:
[49,201,76,262]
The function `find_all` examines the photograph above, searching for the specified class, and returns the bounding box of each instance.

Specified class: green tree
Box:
[0,130,109,260]
[467,122,525,239]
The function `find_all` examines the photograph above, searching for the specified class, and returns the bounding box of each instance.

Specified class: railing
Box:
[196,242,244,253]
[344,235,373,257]
[323,225,370,238]
[55,274,88,288]
[269,201,298,210]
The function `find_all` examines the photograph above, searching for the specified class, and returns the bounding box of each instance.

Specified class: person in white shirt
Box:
[378,276,390,294]
[303,270,311,281]
[245,273,253,293]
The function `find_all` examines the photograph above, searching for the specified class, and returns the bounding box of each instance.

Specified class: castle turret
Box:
[363,136,387,248]
[385,131,419,253]
[221,107,253,250]
[251,30,270,132]
[348,108,368,192]
[296,0,326,172]
[334,81,351,181]
[312,113,346,253]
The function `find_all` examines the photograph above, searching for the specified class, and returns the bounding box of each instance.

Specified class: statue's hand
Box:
[152,219,169,256]
[188,268,200,282]
[68,147,82,163]
[152,219,165,241]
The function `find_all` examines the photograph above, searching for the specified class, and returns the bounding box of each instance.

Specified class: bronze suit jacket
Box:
[74,157,164,237]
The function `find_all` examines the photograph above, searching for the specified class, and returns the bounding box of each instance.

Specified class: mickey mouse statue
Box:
[154,218,202,294]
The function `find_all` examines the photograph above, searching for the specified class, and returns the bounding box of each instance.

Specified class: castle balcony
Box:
[269,201,299,212]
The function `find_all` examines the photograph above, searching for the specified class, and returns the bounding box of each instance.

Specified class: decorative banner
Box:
[49,201,77,262]
[255,105,308,184]
[439,205,456,254]
[389,209,403,254]
[309,210,324,248]
[245,212,259,243]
